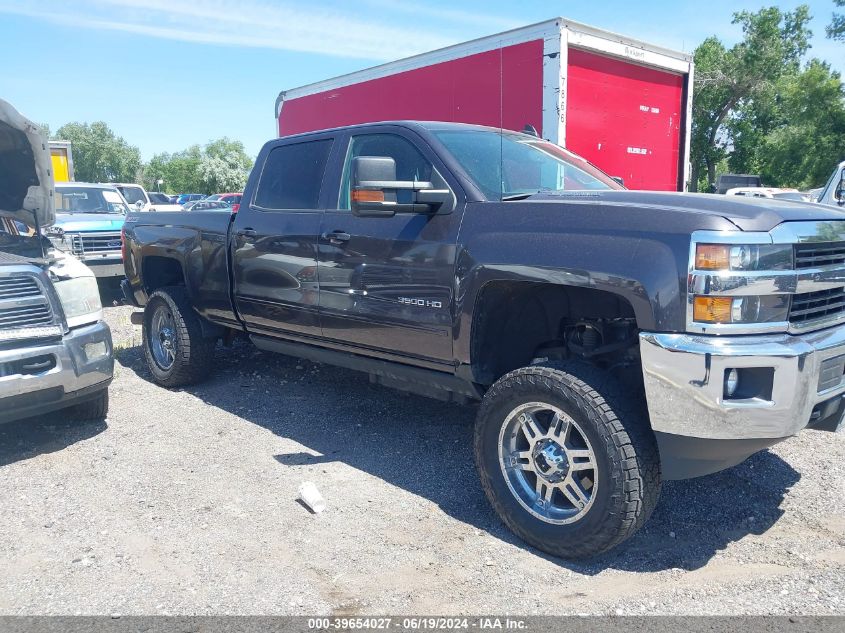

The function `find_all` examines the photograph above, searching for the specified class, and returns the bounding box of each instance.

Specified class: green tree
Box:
[199,137,252,193]
[690,5,812,191]
[143,138,252,194]
[828,0,845,40]
[142,145,204,194]
[53,121,142,183]
[753,60,845,188]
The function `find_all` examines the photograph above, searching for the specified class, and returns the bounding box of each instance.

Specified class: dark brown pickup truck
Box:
[122,121,844,558]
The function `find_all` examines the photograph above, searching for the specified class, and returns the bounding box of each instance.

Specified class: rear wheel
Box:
[474,363,660,559]
[143,287,215,387]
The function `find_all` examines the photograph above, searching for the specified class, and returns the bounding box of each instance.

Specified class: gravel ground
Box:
[0,301,843,615]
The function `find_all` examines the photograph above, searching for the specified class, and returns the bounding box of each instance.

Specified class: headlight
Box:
[53,275,102,328]
[695,244,792,271]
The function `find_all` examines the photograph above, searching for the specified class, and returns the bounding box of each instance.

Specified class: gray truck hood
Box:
[0,99,55,228]
[531,190,844,232]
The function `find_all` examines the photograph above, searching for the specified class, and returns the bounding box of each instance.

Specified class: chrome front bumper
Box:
[0,321,114,423]
[640,325,845,441]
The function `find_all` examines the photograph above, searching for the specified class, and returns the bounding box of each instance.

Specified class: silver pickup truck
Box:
[0,99,113,423]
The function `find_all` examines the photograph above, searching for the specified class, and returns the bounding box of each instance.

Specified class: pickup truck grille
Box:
[789,287,845,326]
[0,275,56,330]
[0,276,42,300]
[70,232,123,256]
[0,303,54,328]
[794,243,845,269]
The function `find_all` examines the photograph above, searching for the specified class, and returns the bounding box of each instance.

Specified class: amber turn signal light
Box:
[352,189,385,203]
[693,296,734,323]
[695,244,730,270]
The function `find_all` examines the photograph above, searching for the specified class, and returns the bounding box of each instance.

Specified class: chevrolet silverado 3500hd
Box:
[122,122,843,558]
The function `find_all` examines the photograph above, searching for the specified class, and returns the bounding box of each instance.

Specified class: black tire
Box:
[68,389,109,421]
[474,362,661,559]
[143,286,216,388]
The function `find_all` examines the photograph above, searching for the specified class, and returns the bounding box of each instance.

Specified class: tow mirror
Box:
[836,169,845,205]
[351,156,453,217]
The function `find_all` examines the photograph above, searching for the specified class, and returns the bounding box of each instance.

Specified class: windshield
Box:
[118,185,146,205]
[433,129,622,199]
[55,187,128,214]
[204,194,221,201]
[148,192,170,203]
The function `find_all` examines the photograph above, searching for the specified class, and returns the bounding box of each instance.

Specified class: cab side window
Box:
[338,134,433,210]
[254,139,333,211]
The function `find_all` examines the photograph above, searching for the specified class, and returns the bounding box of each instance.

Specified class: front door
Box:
[317,130,462,366]
[231,136,334,339]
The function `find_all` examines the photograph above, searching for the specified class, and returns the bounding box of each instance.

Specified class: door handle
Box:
[321,230,351,244]
[236,228,257,238]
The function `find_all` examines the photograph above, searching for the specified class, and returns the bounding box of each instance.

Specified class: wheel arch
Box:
[465,279,645,386]
[142,255,189,297]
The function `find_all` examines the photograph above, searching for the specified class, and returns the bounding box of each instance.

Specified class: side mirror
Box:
[134,200,144,210]
[836,170,845,205]
[350,156,453,217]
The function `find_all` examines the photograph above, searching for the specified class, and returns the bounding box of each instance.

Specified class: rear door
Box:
[317,127,463,366]
[231,134,335,339]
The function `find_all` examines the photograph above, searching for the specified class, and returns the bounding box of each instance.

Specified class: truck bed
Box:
[122,210,238,327]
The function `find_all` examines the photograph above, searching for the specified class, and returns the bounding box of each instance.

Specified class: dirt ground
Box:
[0,303,842,615]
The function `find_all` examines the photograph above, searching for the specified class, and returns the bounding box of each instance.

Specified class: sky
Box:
[0,0,842,161]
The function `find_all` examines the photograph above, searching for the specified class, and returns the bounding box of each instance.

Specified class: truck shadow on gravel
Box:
[117,342,800,574]
[0,415,107,468]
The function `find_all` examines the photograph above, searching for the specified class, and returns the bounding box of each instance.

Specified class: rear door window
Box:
[253,139,333,211]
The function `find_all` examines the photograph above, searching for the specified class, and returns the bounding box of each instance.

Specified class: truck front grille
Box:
[0,303,54,328]
[794,242,845,269]
[0,274,56,332]
[0,276,42,300]
[70,232,123,255]
[789,287,845,326]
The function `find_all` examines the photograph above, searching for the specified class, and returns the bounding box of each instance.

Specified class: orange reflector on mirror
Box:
[693,296,733,323]
[352,189,385,203]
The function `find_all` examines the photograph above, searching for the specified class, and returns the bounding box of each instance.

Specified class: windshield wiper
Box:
[501,192,538,201]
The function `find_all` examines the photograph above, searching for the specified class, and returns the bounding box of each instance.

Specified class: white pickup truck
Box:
[112,183,182,212]
[818,161,845,208]
[0,98,113,423]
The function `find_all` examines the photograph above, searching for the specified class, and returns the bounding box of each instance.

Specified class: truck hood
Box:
[0,99,54,228]
[530,190,844,232]
[52,213,126,232]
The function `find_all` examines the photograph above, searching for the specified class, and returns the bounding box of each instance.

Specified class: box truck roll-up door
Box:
[50,150,70,182]
[565,48,685,191]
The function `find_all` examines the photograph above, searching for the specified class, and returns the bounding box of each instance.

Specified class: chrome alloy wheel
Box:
[150,304,176,370]
[498,402,598,524]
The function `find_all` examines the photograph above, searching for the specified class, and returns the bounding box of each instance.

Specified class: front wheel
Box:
[474,363,661,559]
[143,287,216,388]
[68,389,109,421]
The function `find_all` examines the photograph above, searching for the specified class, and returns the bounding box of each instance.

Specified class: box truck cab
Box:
[275,18,693,192]
[48,141,74,182]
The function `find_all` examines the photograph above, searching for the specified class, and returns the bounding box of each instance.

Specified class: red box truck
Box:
[275,18,694,191]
